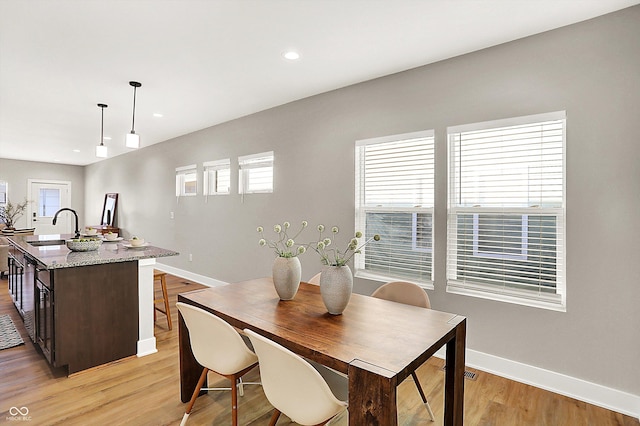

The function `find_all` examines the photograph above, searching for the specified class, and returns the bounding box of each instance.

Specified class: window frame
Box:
[446,111,566,311]
[203,159,231,196]
[175,164,198,197]
[238,151,274,194]
[0,180,7,205]
[354,130,435,288]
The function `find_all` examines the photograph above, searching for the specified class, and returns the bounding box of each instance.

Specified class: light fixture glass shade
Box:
[96,144,108,158]
[126,132,140,149]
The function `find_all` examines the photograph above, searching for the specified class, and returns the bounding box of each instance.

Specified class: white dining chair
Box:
[176,302,260,426]
[371,281,435,421]
[307,272,321,285]
[245,328,347,426]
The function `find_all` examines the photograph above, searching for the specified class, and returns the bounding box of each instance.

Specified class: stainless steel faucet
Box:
[52,208,80,238]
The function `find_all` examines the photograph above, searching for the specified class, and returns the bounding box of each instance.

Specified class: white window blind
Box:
[355,130,434,285]
[238,151,273,194]
[175,164,197,197]
[203,159,230,196]
[447,111,566,310]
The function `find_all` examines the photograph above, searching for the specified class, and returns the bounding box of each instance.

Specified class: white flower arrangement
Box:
[311,224,380,267]
[258,221,308,258]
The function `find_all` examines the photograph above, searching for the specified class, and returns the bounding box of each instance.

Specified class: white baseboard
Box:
[434,348,640,419]
[154,263,227,288]
[157,264,639,420]
[136,337,158,357]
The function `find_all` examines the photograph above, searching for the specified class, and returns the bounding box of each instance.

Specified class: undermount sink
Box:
[28,239,66,247]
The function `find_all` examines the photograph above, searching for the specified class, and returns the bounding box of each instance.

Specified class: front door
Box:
[27,180,72,235]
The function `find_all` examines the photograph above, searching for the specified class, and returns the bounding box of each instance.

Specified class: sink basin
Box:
[29,239,66,247]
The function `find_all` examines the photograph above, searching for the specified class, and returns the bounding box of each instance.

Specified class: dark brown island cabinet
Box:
[6,234,178,375]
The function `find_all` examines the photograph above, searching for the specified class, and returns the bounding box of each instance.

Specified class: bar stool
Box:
[153,270,172,330]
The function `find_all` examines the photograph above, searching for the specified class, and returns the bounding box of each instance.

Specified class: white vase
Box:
[319,265,353,315]
[272,256,301,300]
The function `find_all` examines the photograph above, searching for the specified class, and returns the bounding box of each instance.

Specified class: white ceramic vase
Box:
[319,265,353,315]
[272,256,301,300]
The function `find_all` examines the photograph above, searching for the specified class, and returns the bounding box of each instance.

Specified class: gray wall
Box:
[85,7,640,396]
[0,159,85,229]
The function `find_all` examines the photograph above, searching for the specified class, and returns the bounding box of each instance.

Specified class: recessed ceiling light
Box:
[153,113,163,118]
[72,149,81,153]
[283,51,300,61]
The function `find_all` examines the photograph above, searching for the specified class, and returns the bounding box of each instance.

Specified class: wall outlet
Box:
[170,211,174,219]
[189,253,193,262]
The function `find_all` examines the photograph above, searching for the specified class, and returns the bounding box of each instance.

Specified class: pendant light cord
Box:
[98,103,108,145]
[101,105,105,145]
[129,81,141,133]
[131,85,137,132]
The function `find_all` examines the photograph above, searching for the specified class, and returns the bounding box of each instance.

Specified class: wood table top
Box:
[180,278,465,381]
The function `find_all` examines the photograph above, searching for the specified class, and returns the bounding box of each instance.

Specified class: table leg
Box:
[348,360,397,426]
[444,318,466,426]
[178,310,206,402]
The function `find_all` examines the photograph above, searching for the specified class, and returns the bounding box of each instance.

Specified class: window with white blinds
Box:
[175,164,197,197]
[238,152,273,194]
[203,159,230,196]
[355,130,434,286]
[447,111,566,310]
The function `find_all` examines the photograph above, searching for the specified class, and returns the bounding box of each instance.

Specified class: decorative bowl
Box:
[84,227,99,236]
[105,232,119,241]
[66,238,103,252]
[129,237,145,247]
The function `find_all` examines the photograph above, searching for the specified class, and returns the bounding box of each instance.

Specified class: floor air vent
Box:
[441,366,478,381]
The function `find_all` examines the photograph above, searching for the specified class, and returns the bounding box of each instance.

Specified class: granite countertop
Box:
[8,234,179,269]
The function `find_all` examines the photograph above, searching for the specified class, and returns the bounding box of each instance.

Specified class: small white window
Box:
[0,181,7,205]
[203,159,230,196]
[238,151,273,194]
[175,164,197,197]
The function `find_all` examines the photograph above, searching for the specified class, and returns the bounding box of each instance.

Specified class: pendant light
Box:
[95,103,108,158]
[125,81,142,148]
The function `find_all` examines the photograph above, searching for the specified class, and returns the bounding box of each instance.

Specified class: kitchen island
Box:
[6,234,178,374]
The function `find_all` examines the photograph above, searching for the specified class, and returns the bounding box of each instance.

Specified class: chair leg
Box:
[231,376,239,426]
[238,376,245,397]
[160,274,172,330]
[411,371,435,421]
[268,409,281,426]
[182,367,209,425]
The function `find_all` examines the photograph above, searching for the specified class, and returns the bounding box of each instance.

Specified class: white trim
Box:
[355,129,434,147]
[238,151,273,163]
[447,110,566,134]
[203,159,230,168]
[137,258,157,357]
[432,347,640,419]
[175,164,196,173]
[446,280,565,312]
[154,263,227,287]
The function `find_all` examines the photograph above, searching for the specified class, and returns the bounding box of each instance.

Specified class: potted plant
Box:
[0,198,30,230]
[310,225,380,314]
[257,221,308,300]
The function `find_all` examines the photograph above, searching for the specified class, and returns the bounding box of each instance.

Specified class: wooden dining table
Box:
[177,278,466,425]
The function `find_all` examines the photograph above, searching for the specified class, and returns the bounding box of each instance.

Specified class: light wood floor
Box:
[0,274,637,426]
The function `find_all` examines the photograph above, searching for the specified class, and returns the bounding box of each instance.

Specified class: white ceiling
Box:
[1,0,638,166]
